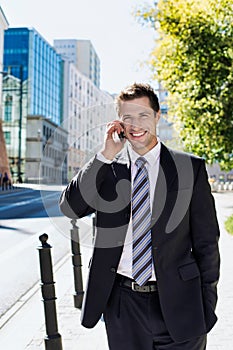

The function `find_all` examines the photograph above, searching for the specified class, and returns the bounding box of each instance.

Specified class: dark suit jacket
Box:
[59,143,220,343]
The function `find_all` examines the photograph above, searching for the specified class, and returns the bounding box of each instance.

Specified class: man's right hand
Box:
[101,120,126,160]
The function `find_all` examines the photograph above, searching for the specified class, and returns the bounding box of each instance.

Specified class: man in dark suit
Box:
[59,83,220,349]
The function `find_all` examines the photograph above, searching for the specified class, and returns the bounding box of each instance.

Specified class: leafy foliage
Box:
[136,0,233,170]
[225,214,233,235]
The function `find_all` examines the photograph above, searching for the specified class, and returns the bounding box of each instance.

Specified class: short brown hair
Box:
[116,82,160,115]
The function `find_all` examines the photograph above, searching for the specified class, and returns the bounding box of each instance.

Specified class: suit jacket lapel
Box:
[159,143,179,190]
[151,143,178,226]
[151,143,195,237]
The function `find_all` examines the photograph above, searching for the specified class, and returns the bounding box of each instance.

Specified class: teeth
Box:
[132,132,145,137]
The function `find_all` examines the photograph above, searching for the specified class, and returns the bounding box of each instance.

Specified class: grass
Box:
[225,214,233,235]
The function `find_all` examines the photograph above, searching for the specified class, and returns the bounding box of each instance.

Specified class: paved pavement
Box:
[0,192,232,350]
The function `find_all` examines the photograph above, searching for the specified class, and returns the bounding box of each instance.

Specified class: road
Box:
[0,185,93,319]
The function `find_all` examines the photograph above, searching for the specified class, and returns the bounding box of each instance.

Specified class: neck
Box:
[132,139,158,156]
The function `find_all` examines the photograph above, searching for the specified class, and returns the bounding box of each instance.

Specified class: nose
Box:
[129,117,143,130]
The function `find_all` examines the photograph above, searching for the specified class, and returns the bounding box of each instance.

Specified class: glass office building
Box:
[2,27,67,183]
[3,27,62,125]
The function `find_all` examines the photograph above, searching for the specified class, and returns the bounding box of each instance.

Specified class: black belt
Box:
[117,274,157,293]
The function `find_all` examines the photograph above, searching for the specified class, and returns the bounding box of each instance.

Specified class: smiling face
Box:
[119,96,160,155]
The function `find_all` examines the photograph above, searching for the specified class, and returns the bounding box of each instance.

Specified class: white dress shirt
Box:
[97,139,161,281]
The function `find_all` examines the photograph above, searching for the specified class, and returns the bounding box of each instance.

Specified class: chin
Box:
[131,143,148,153]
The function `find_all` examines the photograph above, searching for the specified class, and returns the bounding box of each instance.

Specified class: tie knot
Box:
[135,157,147,169]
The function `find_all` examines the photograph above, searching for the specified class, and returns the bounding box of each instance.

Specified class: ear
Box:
[155,110,161,122]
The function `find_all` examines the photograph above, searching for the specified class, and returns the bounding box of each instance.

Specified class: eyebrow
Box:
[138,112,151,116]
[122,112,151,118]
[122,114,132,118]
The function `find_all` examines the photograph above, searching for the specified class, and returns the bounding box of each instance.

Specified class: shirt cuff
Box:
[96,152,113,164]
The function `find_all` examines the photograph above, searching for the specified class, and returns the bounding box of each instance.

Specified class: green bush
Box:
[225,215,233,235]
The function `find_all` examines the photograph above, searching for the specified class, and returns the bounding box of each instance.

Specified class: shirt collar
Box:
[128,138,161,168]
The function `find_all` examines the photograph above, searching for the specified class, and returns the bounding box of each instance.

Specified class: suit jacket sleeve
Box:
[59,155,111,218]
[190,159,220,312]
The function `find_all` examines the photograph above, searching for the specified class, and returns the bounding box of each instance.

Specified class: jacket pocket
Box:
[179,262,200,281]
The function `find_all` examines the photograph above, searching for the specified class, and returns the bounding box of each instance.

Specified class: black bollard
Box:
[70,219,84,309]
[92,214,96,244]
[38,233,63,350]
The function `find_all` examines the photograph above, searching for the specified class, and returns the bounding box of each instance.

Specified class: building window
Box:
[4,95,13,122]
[4,131,11,145]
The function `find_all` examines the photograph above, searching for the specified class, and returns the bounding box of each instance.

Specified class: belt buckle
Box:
[131,282,150,292]
[131,281,138,291]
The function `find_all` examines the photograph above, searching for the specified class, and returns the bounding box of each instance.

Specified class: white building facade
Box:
[25,115,68,184]
[54,39,100,88]
[61,59,114,180]
[0,6,9,179]
[0,7,8,95]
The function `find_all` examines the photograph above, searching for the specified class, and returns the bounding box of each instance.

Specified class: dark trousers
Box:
[103,275,207,350]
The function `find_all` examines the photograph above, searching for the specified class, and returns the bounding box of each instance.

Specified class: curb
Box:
[0,252,71,330]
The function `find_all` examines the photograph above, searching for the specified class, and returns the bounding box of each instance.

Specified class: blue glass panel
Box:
[4,27,63,126]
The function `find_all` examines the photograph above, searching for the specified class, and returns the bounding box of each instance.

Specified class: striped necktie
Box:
[132,157,152,286]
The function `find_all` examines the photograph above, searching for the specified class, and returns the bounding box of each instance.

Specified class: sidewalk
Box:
[26,248,109,350]
[0,247,109,350]
[0,217,109,350]
[0,192,233,350]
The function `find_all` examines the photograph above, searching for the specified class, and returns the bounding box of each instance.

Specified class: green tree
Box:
[136,0,233,170]
[225,214,233,235]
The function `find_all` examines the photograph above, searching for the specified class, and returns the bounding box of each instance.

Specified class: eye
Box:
[122,116,132,124]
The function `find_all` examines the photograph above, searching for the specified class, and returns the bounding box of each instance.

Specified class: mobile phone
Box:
[118,131,125,141]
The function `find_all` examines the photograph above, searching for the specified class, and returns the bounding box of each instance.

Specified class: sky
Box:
[1,0,156,95]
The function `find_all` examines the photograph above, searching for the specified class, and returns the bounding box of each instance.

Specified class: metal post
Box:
[38,233,63,350]
[70,219,84,309]
[92,214,96,244]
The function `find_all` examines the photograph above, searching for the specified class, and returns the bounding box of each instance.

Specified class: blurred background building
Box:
[1,24,114,184]
[0,6,10,181]
[2,27,67,183]
[54,39,100,88]
[56,54,113,180]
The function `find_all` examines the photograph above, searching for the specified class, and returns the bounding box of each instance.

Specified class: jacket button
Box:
[110,267,116,273]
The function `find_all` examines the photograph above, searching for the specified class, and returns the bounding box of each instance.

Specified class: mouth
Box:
[130,131,147,139]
